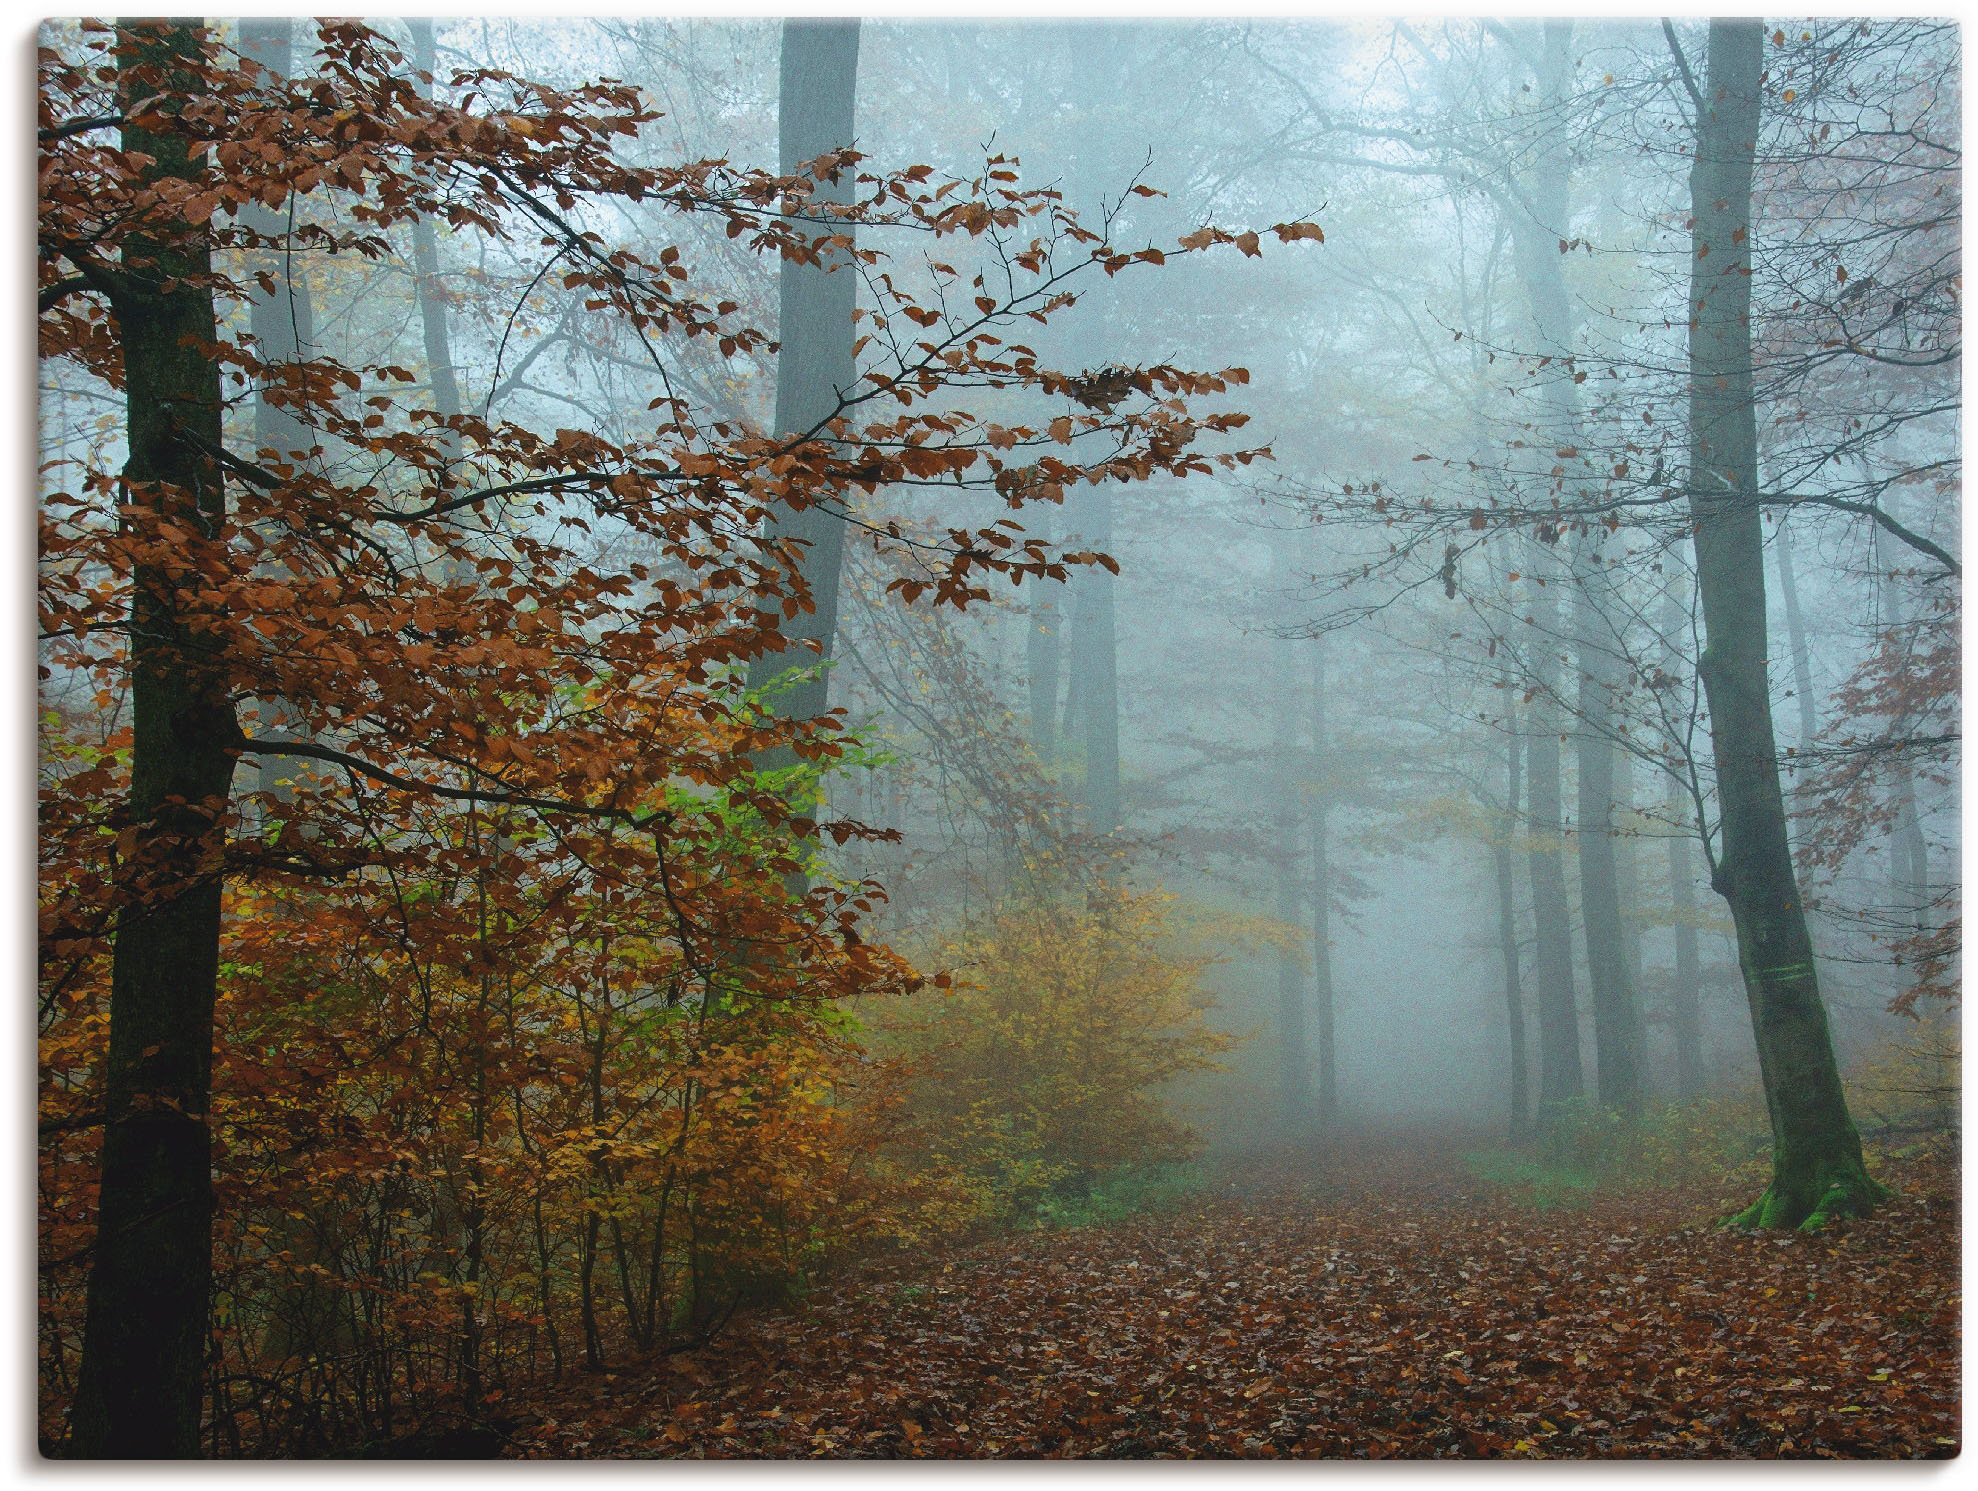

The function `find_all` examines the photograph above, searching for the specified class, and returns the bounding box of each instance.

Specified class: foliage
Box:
[1798,583,1961,1016]
[886,884,1237,1225]
[1847,1016,1960,1157]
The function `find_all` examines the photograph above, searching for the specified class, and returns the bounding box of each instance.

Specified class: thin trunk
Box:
[1269,538,1309,1125]
[1310,632,1338,1127]
[1684,19,1881,1228]
[1661,585,1705,1098]
[1496,702,1529,1138]
[408,19,463,431]
[1873,528,1930,934]
[579,1214,605,1372]
[1614,751,1644,1005]
[1078,486,1122,834]
[1059,25,1123,838]
[70,20,237,1458]
[1025,512,1062,755]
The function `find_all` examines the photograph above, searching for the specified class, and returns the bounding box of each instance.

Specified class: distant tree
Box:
[745,18,861,794]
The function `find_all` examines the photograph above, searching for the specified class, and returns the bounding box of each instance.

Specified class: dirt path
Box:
[507,1136,1959,1459]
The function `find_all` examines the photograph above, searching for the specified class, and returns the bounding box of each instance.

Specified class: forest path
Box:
[509,1134,1958,1459]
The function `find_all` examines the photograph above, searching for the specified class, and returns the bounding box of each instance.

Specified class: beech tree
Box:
[1677,18,1884,1229]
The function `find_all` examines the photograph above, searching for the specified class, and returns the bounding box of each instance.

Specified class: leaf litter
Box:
[506,1133,1958,1459]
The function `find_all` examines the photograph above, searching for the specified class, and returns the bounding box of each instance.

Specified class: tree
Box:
[63,21,236,1457]
[1678,18,1884,1230]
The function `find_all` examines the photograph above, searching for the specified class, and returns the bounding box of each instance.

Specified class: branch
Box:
[239,735,674,832]
[39,275,92,313]
[1662,19,1706,115]
[39,113,124,143]
[1781,493,1961,576]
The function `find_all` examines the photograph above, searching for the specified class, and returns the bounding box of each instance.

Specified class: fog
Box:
[40,15,1957,1151]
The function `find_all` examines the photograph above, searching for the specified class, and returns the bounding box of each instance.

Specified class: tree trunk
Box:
[240,19,314,466]
[1025,510,1062,756]
[1523,564,1584,1119]
[408,19,463,432]
[1683,18,1882,1229]
[239,17,318,815]
[1057,24,1124,838]
[1872,528,1930,937]
[1309,632,1338,1127]
[1660,585,1706,1098]
[744,19,860,759]
[1075,485,1122,834]
[1269,537,1309,1125]
[1667,813,1706,1098]
[1507,20,1642,1115]
[1496,704,1529,1138]
[69,19,238,1458]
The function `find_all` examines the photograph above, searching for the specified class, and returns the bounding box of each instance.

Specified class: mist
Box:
[37,15,1957,1459]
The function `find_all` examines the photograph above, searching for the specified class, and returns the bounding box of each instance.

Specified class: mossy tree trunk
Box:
[1682,18,1884,1230]
[68,19,238,1457]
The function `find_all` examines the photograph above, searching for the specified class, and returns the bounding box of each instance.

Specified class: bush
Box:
[889,882,1235,1227]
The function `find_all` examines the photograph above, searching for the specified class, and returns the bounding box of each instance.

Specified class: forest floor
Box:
[504,1131,1960,1459]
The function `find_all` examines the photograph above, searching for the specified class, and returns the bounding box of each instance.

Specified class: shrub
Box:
[890,882,1236,1226]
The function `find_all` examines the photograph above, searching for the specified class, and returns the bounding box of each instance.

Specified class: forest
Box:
[36,13,1958,1461]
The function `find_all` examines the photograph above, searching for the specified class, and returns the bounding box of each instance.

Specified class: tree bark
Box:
[239,17,318,815]
[1872,527,1930,936]
[1057,24,1124,837]
[1683,18,1882,1229]
[69,19,238,1458]
[1773,512,1820,766]
[240,19,314,466]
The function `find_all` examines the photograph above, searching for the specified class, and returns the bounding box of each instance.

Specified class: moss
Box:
[1724,1164,1892,1233]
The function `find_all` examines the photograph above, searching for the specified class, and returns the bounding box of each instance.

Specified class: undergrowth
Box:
[1466,1024,1961,1216]
[1030,1162,1208,1231]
